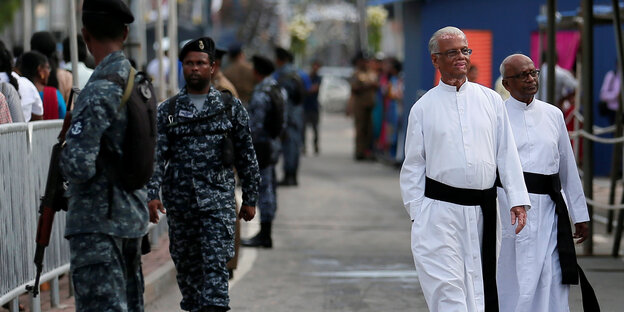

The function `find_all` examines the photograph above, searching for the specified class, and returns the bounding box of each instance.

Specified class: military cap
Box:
[179,37,216,62]
[215,46,227,60]
[82,0,134,24]
[228,42,242,57]
[275,47,293,62]
[252,55,275,76]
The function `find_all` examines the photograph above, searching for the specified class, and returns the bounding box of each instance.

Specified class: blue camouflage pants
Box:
[69,233,144,312]
[167,204,236,311]
[258,165,277,222]
[282,104,304,175]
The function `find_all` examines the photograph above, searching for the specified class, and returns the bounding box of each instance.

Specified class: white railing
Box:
[0,121,167,312]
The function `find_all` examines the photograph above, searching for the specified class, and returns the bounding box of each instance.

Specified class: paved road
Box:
[146,113,624,312]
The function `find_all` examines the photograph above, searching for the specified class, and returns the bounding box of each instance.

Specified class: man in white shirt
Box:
[497,54,597,312]
[536,52,578,109]
[399,26,530,312]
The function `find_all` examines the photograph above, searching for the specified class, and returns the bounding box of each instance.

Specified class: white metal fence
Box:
[0,121,167,311]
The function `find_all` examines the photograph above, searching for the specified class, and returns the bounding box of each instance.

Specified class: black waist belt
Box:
[424,177,499,312]
[496,172,600,311]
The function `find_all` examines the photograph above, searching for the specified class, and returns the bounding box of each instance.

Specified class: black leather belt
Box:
[425,177,499,312]
[496,172,600,311]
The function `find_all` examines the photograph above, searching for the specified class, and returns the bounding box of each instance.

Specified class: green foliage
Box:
[0,0,21,32]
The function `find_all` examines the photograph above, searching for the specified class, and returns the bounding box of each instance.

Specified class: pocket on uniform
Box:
[69,234,116,269]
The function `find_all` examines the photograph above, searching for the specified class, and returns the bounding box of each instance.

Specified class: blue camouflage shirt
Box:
[247,76,286,143]
[147,86,260,211]
[61,51,149,239]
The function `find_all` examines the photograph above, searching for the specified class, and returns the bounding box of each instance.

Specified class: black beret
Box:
[275,47,293,62]
[252,55,275,76]
[215,46,227,60]
[82,0,134,24]
[179,37,216,62]
[228,42,242,56]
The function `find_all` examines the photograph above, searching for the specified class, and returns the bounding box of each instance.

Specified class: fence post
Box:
[50,276,60,307]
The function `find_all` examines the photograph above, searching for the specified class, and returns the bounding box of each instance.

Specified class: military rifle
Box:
[25,87,79,297]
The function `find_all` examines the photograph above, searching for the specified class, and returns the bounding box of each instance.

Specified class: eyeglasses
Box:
[505,69,540,80]
[433,48,472,58]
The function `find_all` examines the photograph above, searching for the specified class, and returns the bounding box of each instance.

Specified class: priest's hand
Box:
[573,222,589,244]
[510,205,527,234]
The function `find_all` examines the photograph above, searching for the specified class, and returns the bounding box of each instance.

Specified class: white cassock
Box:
[497,96,590,312]
[400,80,530,312]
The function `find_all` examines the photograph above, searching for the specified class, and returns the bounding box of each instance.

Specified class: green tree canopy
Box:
[0,0,21,32]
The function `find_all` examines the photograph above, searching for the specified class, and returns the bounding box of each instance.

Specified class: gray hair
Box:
[428,26,467,54]
[499,53,531,77]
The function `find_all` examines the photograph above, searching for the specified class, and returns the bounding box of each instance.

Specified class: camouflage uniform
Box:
[61,51,148,312]
[247,76,284,222]
[274,64,305,182]
[147,86,259,311]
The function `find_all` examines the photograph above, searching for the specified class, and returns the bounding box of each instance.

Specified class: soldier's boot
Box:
[241,222,272,248]
[279,173,296,186]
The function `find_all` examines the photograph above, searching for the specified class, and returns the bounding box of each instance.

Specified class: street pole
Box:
[357,0,368,53]
[547,0,556,106]
[23,0,32,51]
[69,0,79,88]
[610,0,624,258]
[156,0,165,100]
[581,0,594,255]
[168,0,178,95]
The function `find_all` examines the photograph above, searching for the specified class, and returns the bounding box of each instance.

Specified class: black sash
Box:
[424,177,499,312]
[496,172,600,311]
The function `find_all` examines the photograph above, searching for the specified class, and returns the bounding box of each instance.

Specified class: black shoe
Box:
[278,174,297,186]
[241,222,273,248]
[241,235,273,248]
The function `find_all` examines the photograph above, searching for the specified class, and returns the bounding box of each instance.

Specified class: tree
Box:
[0,0,21,32]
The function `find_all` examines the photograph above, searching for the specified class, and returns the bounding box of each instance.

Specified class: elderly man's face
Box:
[502,55,539,103]
[432,36,470,80]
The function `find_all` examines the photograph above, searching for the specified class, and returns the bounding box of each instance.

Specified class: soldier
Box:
[223,43,255,104]
[241,55,285,248]
[211,46,239,98]
[274,47,306,186]
[147,37,260,312]
[60,0,148,310]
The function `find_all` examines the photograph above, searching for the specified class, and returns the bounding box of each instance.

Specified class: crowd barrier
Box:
[0,121,167,311]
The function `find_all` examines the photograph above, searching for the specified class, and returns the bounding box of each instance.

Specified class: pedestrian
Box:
[62,35,94,89]
[536,51,578,109]
[0,82,24,123]
[497,54,597,311]
[241,55,285,248]
[302,59,322,155]
[274,47,305,186]
[60,0,148,311]
[212,46,239,98]
[18,51,67,120]
[598,61,621,123]
[0,92,12,124]
[223,43,255,104]
[31,31,73,102]
[147,37,260,312]
[0,40,43,121]
[399,26,530,312]
[350,51,378,161]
